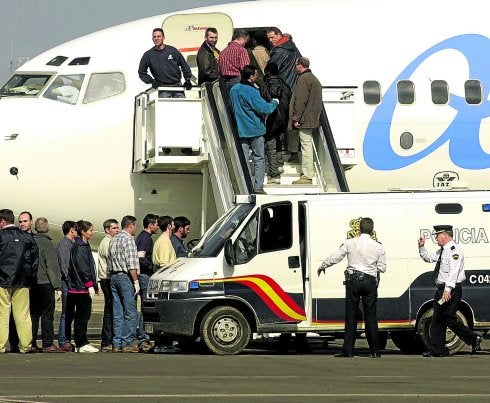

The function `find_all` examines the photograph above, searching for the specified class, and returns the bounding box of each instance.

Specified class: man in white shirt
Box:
[418,225,482,357]
[318,217,386,358]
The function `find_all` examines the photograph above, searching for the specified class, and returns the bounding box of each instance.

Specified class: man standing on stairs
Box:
[230,65,278,194]
[289,57,323,185]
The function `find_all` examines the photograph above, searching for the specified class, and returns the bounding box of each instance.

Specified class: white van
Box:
[143,191,490,355]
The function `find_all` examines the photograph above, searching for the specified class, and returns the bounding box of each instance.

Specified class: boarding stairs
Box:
[133,82,350,216]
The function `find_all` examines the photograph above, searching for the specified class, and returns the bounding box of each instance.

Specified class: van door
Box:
[228,202,306,326]
[162,12,234,81]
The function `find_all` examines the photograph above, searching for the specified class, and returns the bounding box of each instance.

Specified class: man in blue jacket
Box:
[230,65,278,193]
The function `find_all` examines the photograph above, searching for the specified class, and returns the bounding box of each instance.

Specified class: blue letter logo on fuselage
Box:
[364,34,490,170]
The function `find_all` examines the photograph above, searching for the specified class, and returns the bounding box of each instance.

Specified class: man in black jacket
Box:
[197,27,220,85]
[0,208,39,354]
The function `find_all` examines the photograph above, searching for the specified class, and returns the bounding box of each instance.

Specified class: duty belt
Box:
[344,270,374,281]
[437,283,462,289]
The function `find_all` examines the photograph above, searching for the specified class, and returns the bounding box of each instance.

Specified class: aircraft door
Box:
[322,87,357,167]
[227,202,306,325]
[162,12,234,82]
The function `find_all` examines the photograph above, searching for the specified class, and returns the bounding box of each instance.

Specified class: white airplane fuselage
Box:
[1,0,490,243]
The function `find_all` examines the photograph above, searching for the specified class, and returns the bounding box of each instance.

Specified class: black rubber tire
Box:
[390,330,425,354]
[416,308,467,355]
[200,306,251,355]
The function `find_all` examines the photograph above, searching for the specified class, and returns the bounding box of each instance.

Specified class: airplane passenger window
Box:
[431,80,449,104]
[43,74,84,105]
[400,132,413,150]
[363,81,381,105]
[397,80,415,104]
[464,80,482,105]
[83,73,125,104]
[0,74,53,97]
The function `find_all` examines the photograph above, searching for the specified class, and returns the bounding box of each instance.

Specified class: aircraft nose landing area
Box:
[0,339,488,402]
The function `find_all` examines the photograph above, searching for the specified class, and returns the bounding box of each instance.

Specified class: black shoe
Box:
[370,353,381,358]
[472,334,482,354]
[334,352,353,358]
[255,188,266,194]
[422,350,443,357]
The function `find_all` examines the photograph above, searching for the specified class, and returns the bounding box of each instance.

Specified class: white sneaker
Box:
[78,344,99,353]
[268,177,281,184]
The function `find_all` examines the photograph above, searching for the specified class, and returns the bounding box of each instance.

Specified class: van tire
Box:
[416,307,467,355]
[390,330,425,353]
[200,306,251,355]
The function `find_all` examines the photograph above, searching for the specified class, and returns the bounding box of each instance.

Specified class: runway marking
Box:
[2,393,490,399]
[0,375,298,379]
[357,376,414,378]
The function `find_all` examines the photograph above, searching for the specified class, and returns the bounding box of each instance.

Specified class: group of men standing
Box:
[97,214,190,353]
[0,208,190,354]
[138,26,324,193]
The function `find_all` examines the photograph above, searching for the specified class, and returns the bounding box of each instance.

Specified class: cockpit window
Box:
[46,56,69,66]
[69,57,90,66]
[43,74,84,105]
[83,72,125,103]
[0,74,53,97]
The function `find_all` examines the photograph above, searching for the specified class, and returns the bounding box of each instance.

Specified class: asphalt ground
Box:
[1,295,489,403]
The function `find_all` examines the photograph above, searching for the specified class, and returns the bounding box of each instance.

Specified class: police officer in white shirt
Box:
[318,217,386,358]
[418,224,482,357]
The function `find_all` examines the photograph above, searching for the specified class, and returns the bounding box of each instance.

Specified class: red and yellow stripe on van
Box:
[199,275,306,322]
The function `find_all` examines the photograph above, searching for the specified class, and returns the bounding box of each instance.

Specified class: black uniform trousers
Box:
[30,284,56,348]
[343,273,379,355]
[430,284,477,354]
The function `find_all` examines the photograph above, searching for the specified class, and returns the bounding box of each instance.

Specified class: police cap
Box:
[433,225,453,235]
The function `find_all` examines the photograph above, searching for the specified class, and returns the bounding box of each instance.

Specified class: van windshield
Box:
[190,204,254,258]
[0,74,53,97]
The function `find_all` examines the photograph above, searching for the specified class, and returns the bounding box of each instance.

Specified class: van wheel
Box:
[200,306,251,355]
[417,308,467,355]
[390,330,425,353]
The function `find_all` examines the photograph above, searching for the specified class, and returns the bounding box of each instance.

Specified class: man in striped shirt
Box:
[218,29,250,92]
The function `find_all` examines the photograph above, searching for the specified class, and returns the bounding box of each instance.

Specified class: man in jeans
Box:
[135,213,159,351]
[230,65,278,193]
[97,219,119,352]
[107,216,140,353]
[56,221,77,351]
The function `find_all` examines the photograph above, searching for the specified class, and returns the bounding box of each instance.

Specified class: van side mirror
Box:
[224,238,235,265]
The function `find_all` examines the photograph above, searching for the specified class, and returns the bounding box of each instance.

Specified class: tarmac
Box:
[0,295,488,402]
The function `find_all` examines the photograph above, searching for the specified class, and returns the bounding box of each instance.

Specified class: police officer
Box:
[418,225,482,357]
[318,217,386,358]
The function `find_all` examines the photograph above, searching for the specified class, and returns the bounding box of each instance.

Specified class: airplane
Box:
[1,0,490,245]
